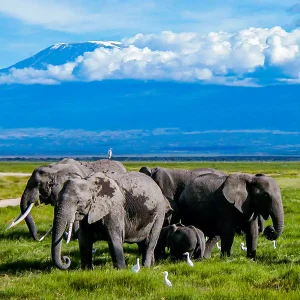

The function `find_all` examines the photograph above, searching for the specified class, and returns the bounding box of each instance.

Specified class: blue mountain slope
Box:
[0,41,122,72]
[0,81,299,155]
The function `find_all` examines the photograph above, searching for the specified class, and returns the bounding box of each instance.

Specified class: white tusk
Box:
[6,212,22,231]
[66,222,73,244]
[38,226,53,242]
[6,203,35,230]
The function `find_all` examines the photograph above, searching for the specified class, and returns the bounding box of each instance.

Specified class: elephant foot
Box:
[220,251,231,258]
[81,264,94,270]
[114,262,126,270]
[246,250,256,260]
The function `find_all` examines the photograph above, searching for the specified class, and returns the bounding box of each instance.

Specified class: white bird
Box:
[132,258,140,273]
[107,148,112,160]
[162,271,172,287]
[216,242,221,251]
[273,240,277,249]
[240,242,247,251]
[183,252,194,267]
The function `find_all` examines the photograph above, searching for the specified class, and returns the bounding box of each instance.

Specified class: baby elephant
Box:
[155,223,206,261]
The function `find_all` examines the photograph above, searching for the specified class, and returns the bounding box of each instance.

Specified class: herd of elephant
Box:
[6,158,284,270]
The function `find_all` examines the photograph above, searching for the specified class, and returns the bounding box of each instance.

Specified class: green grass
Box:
[0,177,29,199]
[0,162,300,299]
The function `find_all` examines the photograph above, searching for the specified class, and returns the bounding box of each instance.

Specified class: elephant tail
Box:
[189,226,205,259]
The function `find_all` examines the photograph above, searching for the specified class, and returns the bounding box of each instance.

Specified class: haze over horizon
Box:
[0,1,300,156]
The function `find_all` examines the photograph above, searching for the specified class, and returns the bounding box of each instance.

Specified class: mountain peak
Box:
[1,40,123,72]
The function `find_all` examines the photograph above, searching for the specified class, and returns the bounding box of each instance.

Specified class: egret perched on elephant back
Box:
[108,148,112,159]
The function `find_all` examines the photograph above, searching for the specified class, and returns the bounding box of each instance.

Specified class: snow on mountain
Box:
[0,41,122,73]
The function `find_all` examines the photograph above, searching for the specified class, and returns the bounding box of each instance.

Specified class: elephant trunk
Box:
[20,185,39,241]
[51,198,76,270]
[264,197,284,240]
[52,205,75,270]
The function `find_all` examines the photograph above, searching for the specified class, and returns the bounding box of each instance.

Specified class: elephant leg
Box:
[220,229,235,257]
[107,236,126,269]
[245,219,258,259]
[79,229,94,270]
[104,215,126,269]
[142,217,164,267]
[204,236,220,258]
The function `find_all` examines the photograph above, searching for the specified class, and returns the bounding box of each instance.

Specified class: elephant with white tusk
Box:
[51,171,172,270]
[179,172,284,259]
[7,158,127,241]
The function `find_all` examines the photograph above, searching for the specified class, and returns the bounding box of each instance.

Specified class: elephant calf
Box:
[155,223,206,261]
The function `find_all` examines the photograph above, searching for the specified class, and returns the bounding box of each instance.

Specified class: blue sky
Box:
[1,1,300,156]
[0,0,299,69]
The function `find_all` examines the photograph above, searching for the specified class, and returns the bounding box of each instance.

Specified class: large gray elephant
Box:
[155,223,205,261]
[7,158,127,241]
[179,173,284,259]
[51,172,172,270]
[139,166,226,224]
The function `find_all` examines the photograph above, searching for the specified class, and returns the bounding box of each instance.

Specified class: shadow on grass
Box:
[0,260,54,275]
[0,230,33,240]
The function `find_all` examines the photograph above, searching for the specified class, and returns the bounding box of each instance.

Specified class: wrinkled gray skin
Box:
[52,171,172,270]
[17,158,126,241]
[179,173,284,259]
[155,223,205,261]
[139,166,227,224]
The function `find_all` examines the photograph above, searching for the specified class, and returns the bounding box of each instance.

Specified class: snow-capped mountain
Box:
[0,41,122,72]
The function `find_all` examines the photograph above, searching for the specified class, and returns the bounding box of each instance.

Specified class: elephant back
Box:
[114,172,167,213]
[180,173,227,207]
[82,159,127,176]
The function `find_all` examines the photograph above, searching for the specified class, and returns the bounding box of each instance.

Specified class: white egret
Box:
[132,258,140,273]
[240,242,247,251]
[216,242,221,251]
[273,240,277,249]
[162,271,172,287]
[107,148,112,160]
[183,252,194,267]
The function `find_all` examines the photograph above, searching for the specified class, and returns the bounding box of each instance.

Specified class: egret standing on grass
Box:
[108,148,112,160]
[216,242,221,251]
[183,252,194,267]
[132,258,140,273]
[162,271,172,287]
[240,243,247,251]
[273,240,277,249]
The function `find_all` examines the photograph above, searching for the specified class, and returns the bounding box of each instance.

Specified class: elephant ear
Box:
[152,168,175,200]
[222,173,251,215]
[87,173,123,224]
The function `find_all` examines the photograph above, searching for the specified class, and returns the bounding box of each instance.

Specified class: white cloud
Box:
[0,127,182,141]
[3,26,300,85]
[1,127,298,141]
[183,129,300,135]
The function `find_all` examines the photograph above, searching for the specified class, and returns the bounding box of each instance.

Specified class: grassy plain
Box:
[0,161,300,299]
